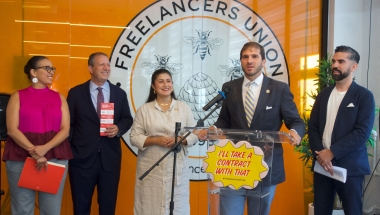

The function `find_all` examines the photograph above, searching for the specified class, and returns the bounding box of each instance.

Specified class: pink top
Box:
[3,86,73,161]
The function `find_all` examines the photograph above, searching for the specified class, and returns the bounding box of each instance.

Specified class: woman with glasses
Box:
[2,56,73,215]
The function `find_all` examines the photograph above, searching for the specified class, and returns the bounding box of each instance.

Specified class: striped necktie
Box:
[97,87,104,118]
[245,82,255,127]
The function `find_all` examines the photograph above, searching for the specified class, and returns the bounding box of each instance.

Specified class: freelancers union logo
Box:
[110,0,289,181]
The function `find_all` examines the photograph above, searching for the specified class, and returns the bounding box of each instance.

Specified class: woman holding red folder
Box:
[2,56,73,215]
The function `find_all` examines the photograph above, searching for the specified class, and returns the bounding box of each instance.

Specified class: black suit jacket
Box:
[215,76,305,184]
[67,80,133,171]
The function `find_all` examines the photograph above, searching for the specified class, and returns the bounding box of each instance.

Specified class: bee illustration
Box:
[218,58,243,80]
[141,55,183,75]
[183,30,224,60]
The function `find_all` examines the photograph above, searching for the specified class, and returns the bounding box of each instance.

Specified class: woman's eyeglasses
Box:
[35,66,56,73]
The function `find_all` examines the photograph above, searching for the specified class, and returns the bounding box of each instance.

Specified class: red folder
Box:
[17,157,66,194]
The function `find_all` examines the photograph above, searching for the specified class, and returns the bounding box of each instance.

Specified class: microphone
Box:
[202,87,231,111]
[175,122,181,134]
[116,82,121,87]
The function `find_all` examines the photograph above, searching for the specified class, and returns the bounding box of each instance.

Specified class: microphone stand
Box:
[139,100,223,213]
[169,122,181,215]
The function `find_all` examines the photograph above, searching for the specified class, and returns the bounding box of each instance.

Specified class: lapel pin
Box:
[266,89,270,93]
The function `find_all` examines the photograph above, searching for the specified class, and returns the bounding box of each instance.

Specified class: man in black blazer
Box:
[210,42,305,215]
[67,52,133,215]
[308,46,375,215]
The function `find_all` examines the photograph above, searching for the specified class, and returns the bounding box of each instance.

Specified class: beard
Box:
[332,67,350,81]
[244,64,263,78]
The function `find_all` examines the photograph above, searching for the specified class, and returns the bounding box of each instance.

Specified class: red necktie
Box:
[97,87,104,118]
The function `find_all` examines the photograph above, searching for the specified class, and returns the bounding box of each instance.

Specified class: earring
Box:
[32,77,38,83]
[153,90,156,94]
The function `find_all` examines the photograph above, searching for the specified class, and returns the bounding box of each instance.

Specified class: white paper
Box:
[314,162,347,183]
[47,161,66,168]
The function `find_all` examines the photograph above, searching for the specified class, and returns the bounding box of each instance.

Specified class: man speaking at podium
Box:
[201,42,305,215]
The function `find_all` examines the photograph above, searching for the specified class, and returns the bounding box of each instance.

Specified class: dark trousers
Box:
[69,153,120,215]
[314,172,364,215]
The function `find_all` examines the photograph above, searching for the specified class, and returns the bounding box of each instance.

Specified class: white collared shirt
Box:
[242,73,264,113]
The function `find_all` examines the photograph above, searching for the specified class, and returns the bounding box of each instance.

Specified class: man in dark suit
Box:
[206,42,305,215]
[308,46,375,215]
[67,52,133,215]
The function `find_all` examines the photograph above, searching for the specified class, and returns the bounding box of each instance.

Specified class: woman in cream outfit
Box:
[130,68,198,215]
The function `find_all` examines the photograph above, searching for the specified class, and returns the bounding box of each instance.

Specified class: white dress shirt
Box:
[242,73,264,114]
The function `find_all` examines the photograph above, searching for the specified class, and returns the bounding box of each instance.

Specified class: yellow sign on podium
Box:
[203,139,269,190]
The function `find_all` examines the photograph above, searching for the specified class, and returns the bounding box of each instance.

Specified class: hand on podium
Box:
[288,129,301,146]
[193,126,225,141]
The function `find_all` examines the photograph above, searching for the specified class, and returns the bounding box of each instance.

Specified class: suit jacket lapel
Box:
[319,86,333,134]
[232,78,247,128]
[250,76,270,128]
[332,81,358,134]
[109,81,116,103]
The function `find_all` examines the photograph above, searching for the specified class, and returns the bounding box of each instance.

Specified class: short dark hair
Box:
[88,52,108,66]
[240,42,265,60]
[24,56,49,80]
[334,45,360,64]
[146,69,177,103]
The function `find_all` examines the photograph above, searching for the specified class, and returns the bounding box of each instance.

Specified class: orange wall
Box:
[0,0,320,214]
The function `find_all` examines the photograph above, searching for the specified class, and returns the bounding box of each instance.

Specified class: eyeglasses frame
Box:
[34,66,56,73]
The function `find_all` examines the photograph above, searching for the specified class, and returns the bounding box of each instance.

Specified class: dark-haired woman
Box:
[3,56,73,215]
[130,69,198,215]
